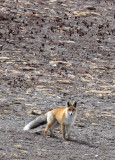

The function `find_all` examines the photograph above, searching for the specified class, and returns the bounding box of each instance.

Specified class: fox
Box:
[23,101,77,140]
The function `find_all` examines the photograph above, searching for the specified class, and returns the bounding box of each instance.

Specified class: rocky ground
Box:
[0,0,115,159]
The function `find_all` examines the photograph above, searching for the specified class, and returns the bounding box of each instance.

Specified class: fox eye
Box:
[68,108,75,112]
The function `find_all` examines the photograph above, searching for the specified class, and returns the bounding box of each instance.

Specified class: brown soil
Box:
[0,0,115,160]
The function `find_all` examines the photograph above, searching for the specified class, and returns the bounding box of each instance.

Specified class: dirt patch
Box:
[0,0,115,159]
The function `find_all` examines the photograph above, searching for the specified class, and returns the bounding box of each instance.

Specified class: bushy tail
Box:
[23,114,47,131]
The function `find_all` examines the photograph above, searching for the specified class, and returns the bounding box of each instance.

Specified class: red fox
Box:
[23,101,77,140]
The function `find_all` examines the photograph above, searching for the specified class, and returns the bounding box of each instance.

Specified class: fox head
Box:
[67,101,77,116]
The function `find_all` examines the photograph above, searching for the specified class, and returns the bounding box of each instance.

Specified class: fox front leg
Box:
[66,125,71,140]
[62,124,66,140]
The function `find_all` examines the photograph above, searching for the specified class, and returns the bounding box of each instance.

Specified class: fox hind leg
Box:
[45,123,52,137]
[45,112,55,137]
[50,121,59,137]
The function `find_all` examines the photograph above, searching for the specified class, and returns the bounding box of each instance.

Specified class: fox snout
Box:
[70,112,74,115]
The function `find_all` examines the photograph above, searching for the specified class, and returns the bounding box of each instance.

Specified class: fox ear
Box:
[73,101,77,107]
[67,101,71,107]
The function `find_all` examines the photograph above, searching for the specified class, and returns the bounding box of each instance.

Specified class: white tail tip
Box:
[23,124,30,131]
